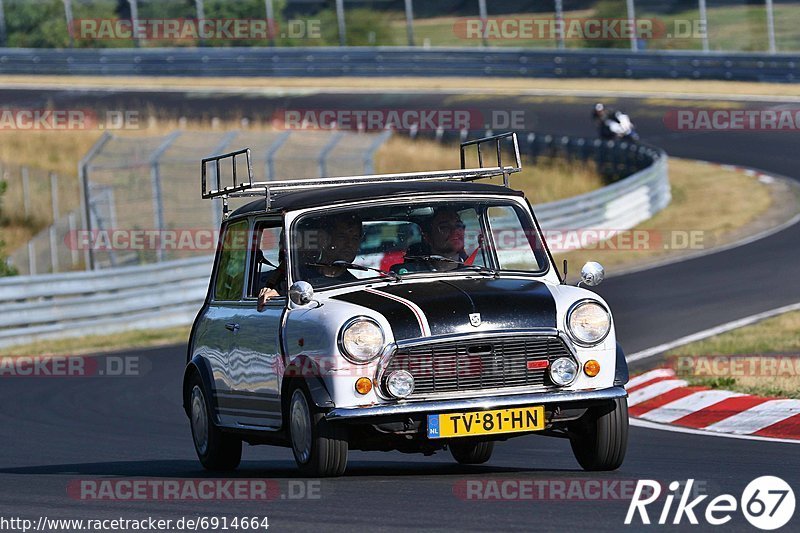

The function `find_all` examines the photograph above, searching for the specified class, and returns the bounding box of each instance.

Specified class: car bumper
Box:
[325,386,627,422]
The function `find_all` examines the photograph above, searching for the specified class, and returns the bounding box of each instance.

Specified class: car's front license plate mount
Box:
[427,406,545,439]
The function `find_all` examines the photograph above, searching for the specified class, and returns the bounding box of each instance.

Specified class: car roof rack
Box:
[201,131,521,218]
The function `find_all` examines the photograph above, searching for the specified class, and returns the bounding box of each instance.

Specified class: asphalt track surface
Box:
[1,88,799,531]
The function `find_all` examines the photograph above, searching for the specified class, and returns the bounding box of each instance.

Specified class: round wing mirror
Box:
[580,261,605,287]
[289,281,314,306]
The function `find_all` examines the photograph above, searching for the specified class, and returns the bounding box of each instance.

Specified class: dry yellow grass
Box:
[555,158,774,273]
[376,135,602,203]
[2,75,799,99]
[665,310,800,398]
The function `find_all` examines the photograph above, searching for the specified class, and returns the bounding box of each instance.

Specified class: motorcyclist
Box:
[592,103,639,142]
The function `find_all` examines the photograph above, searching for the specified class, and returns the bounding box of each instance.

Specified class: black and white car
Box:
[184,133,629,476]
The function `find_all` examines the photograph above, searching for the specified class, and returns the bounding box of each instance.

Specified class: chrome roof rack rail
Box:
[201,132,521,217]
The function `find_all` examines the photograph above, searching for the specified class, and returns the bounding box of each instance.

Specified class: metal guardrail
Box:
[0,47,797,82]
[0,136,669,350]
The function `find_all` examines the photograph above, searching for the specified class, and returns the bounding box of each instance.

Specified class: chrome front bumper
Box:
[325,386,627,421]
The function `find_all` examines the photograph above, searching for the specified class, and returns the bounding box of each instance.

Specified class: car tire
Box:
[449,439,494,465]
[569,397,628,471]
[288,383,348,477]
[188,374,242,471]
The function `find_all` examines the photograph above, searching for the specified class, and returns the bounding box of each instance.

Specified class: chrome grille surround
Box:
[377,330,578,400]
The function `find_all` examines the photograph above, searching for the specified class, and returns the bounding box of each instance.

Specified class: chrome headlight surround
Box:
[338,317,385,364]
[566,300,611,347]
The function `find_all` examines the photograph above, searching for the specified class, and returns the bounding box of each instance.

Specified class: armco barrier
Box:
[0,137,669,350]
[0,47,796,82]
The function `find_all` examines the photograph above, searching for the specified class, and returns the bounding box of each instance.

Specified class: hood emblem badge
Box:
[469,313,482,327]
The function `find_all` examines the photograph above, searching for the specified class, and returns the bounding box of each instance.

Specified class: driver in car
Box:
[257,213,363,310]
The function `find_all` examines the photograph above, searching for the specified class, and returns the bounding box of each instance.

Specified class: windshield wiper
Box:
[403,255,497,276]
[307,261,400,281]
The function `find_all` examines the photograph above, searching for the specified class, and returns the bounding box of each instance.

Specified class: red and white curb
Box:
[626,368,800,441]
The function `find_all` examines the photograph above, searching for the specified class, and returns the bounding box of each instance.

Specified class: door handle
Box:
[225,323,240,333]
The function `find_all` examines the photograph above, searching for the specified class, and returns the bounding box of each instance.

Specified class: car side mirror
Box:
[579,261,605,287]
[289,281,315,306]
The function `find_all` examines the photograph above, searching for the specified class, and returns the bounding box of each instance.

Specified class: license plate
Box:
[427,406,545,439]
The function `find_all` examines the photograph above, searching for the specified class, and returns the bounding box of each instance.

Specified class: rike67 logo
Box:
[626,477,795,530]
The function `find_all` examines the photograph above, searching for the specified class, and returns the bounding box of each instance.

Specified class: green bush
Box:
[300,7,397,47]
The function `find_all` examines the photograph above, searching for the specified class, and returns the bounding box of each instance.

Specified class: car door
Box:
[224,217,285,429]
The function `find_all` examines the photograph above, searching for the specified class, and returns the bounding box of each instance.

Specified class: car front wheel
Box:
[288,384,348,477]
[449,439,494,465]
[188,374,242,471]
[569,397,628,471]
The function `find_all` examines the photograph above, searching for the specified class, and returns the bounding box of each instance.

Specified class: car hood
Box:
[331,277,556,341]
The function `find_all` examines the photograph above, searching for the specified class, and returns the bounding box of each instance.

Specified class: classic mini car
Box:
[184,133,629,476]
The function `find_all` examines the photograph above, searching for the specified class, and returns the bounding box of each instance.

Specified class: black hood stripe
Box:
[365,288,431,336]
[331,290,425,340]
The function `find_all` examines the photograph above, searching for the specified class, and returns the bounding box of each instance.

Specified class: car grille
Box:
[383,335,574,397]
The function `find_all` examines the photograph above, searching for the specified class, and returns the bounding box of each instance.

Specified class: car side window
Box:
[213,219,249,301]
[247,220,285,298]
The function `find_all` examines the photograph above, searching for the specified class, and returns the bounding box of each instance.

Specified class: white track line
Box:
[630,417,800,445]
[627,302,800,363]
[628,379,688,407]
[640,390,745,424]
[704,399,800,435]
[626,368,676,389]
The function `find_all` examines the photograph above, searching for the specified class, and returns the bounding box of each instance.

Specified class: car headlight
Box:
[567,300,611,346]
[339,318,384,363]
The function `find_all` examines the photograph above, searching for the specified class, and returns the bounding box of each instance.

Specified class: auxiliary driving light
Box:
[355,377,373,395]
[584,359,601,377]
[386,370,414,398]
[549,357,578,386]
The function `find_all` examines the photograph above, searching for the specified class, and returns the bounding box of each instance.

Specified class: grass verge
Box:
[0,326,190,357]
[664,310,800,399]
[555,158,777,274]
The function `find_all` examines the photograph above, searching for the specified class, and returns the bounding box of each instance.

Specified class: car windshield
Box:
[290,200,549,289]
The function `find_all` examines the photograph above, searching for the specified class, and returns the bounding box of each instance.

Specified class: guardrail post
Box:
[49,225,59,273]
[404,0,415,46]
[625,0,637,51]
[62,0,74,48]
[265,130,291,181]
[698,0,709,53]
[477,0,489,47]
[127,0,141,48]
[765,0,776,53]
[79,131,113,271]
[363,130,392,174]
[149,131,182,262]
[50,172,59,222]
[0,0,7,47]
[554,0,565,49]
[265,0,276,47]
[68,212,79,267]
[335,0,346,46]
[21,166,30,218]
[27,241,35,276]
[195,0,205,47]
[318,131,344,177]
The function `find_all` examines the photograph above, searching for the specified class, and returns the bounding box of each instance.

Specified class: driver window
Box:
[248,221,285,298]
[213,220,249,301]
